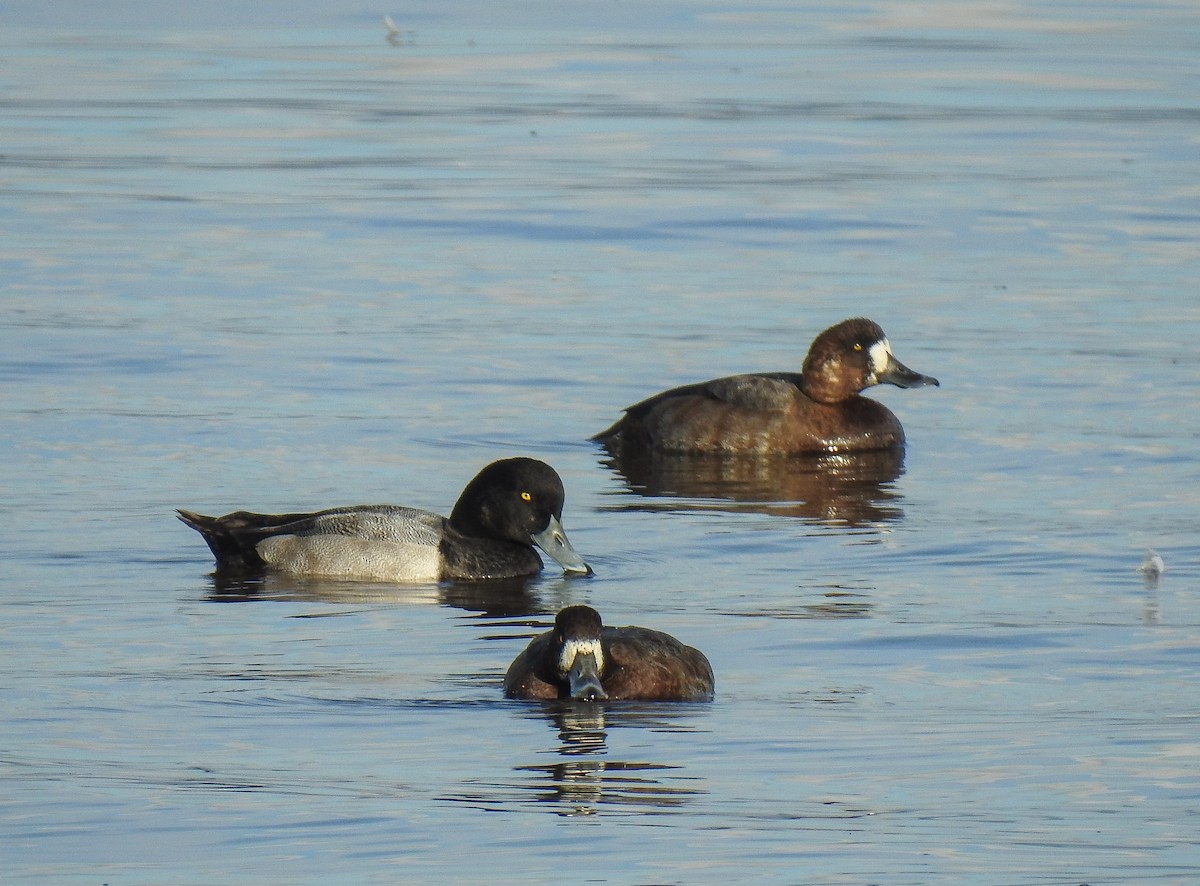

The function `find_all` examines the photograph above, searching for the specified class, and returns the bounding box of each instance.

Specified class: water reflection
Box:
[598,447,906,525]
[446,702,708,817]
[1141,587,1161,627]
[548,702,609,756]
[732,588,876,621]
[201,571,546,616]
[512,757,701,818]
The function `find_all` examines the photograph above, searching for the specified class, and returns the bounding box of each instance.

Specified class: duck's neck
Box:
[799,364,856,405]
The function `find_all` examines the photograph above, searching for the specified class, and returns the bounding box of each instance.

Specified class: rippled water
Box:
[3,1,1199,883]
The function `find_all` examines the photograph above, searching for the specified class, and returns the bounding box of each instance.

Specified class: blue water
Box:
[3,1,1199,883]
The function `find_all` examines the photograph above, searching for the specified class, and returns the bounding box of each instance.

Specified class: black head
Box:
[449,457,564,540]
[449,457,591,574]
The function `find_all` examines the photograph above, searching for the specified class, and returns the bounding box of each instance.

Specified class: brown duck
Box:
[593,317,938,455]
[504,605,714,702]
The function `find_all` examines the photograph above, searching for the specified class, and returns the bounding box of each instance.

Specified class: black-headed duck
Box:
[178,457,591,582]
[504,605,714,702]
[593,317,938,455]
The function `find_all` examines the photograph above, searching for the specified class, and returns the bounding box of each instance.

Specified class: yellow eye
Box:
[520,491,532,502]
[853,342,863,351]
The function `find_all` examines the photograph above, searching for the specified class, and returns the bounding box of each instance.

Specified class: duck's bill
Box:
[532,515,593,575]
[878,354,939,389]
[567,650,608,701]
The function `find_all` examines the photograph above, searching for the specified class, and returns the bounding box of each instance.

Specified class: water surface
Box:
[3,1,1199,883]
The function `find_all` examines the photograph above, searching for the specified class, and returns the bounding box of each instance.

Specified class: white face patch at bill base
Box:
[868,339,893,383]
[559,637,604,674]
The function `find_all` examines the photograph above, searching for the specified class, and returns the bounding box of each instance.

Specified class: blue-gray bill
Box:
[878,354,939,389]
[567,649,607,700]
[531,515,593,575]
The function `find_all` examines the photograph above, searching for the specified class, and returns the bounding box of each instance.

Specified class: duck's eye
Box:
[853,342,863,351]
[520,491,532,502]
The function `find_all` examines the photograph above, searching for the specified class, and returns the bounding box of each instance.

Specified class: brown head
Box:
[548,605,609,700]
[800,318,939,405]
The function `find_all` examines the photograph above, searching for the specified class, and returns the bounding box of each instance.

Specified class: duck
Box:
[177,457,592,582]
[592,317,938,455]
[504,605,714,701]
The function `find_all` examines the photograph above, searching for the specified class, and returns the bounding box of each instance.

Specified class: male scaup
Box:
[593,317,938,455]
[504,605,714,702]
[178,457,591,582]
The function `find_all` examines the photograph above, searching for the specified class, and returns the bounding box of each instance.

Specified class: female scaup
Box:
[178,457,591,582]
[504,605,714,702]
[593,317,938,455]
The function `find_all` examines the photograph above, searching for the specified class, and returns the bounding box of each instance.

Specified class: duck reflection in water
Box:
[202,571,547,618]
[515,756,702,817]
[505,703,707,817]
[599,447,907,525]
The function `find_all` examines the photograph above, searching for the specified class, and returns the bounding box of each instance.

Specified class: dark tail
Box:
[176,509,268,573]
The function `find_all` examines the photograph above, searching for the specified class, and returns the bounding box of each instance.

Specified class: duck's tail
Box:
[177,509,268,572]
